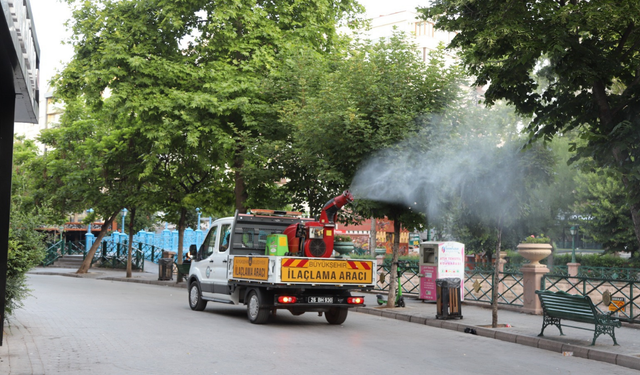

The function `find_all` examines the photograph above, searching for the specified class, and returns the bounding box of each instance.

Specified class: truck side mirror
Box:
[189,244,198,259]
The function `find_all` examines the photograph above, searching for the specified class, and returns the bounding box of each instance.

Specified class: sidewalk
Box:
[27,266,640,371]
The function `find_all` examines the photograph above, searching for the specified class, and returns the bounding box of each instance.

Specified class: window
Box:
[220,224,231,252]
[200,226,218,259]
[238,226,284,251]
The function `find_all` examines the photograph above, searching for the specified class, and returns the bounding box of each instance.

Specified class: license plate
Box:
[308,297,333,303]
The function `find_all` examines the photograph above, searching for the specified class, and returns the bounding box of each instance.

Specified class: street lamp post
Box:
[85,208,95,253]
[196,207,201,230]
[570,225,577,264]
[86,208,94,233]
[121,208,128,234]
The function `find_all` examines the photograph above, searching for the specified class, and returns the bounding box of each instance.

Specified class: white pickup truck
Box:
[186,192,376,324]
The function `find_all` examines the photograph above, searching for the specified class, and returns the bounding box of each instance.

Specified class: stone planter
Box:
[333,241,354,255]
[517,243,552,267]
[374,247,387,256]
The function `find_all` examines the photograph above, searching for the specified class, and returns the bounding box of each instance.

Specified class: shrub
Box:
[551,253,640,268]
[334,234,352,242]
[521,234,551,244]
[4,210,46,323]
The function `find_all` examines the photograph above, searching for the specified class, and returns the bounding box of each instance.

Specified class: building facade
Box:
[364,10,457,63]
[1,0,40,345]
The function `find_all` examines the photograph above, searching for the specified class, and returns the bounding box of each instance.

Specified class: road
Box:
[1,275,637,375]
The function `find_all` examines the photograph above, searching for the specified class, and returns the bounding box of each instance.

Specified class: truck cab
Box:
[190,218,234,302]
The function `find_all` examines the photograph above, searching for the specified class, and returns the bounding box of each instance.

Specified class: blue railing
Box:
[88,240,146,270]
[86,225,206,263]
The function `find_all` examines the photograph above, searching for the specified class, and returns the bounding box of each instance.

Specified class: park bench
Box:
[536,290,621,346]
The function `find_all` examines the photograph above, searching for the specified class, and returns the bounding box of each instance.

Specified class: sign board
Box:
[232,256,269,281]
[409,234,421,247]
[609,297,625,316]
[281,258,373,284]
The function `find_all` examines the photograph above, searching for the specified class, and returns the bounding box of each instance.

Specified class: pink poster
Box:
[419,265,437,300]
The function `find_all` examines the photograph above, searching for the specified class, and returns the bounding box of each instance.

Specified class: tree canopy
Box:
[420,0,640,247]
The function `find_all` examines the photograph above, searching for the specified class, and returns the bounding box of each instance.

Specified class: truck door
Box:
[210,222,232,294]
[194,225,218,297]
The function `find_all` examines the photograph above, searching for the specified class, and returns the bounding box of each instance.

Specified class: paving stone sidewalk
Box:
[25,266,640,371]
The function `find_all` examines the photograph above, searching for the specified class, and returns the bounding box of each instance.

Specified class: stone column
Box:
[567,262,580,277]
[521,265,549,315]
[517,243,552,315]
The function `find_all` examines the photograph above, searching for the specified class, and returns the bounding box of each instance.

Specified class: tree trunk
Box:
[77,211,119,274]
[386,220,401,308]
[369,217,376,256]
[177,207,187,267]
[126,208,136,278]
[491,224,503,328]
[234,151,248,214]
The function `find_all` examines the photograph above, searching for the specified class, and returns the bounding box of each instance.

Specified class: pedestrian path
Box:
[26,266,640,371]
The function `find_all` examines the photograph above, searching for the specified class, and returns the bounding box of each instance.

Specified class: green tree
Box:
[184,0,364,213]
[574,170,638,255]
[277,33,462,305]
[276,34,462,215]
[55,0,236,269]
[5,138,47,323]
[38,98,149,274]
[420,0,640,248]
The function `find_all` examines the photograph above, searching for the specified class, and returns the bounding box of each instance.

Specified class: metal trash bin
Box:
[158,258,173,281]
[436,278,462,320]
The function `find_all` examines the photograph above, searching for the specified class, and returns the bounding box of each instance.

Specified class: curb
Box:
[354,306,640,371]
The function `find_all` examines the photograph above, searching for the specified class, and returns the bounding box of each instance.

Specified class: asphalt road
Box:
[1,275,638,375]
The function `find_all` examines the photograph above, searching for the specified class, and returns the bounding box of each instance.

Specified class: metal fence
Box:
[463,268,524,307]
[373,262,526,308]
[85,240,146,270]
[375,263,420,295]
[42,240,87,266]
[576,266,640,280]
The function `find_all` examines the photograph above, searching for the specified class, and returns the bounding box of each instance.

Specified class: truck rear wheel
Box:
[325,307,348,325]
[247,290,270,324]
[189,282,207,311]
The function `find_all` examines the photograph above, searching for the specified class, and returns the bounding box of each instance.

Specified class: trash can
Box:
[436,278,462,320]
[158,258,173,281]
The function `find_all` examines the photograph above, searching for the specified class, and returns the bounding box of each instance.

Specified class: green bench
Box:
[536,290,621,346]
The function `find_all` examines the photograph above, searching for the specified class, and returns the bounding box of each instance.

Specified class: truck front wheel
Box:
[247,290,270,324]
[325,307,348,325]
[189,282,207,311]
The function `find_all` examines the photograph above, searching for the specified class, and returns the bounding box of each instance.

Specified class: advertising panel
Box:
[418,241,465,301]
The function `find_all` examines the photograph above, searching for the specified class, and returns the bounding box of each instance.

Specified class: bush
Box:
[521,234,551,244]
[382,255,419,267]
[334,234,352,242]
[550,253,640,268]
[5,210,46,323]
